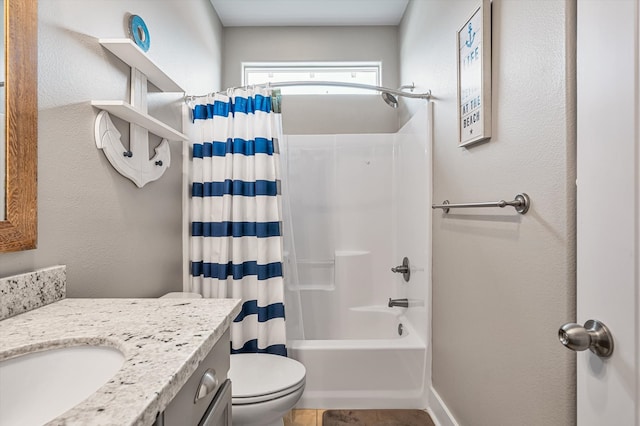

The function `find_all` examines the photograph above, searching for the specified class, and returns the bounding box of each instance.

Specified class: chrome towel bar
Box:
[432,193,530,214]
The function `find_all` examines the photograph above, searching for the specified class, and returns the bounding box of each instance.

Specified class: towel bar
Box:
[432,193,530,214]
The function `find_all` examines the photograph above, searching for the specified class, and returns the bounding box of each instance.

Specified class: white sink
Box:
[0,345,125,426]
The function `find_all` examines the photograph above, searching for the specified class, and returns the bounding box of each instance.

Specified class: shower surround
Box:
[281,104,432,408]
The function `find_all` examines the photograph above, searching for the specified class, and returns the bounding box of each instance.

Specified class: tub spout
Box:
[388,298,409,308]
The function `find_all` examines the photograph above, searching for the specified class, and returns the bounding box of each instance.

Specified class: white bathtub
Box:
[288,306,427,409]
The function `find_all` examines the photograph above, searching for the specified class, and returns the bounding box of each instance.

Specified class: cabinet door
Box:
[199,379,232,426]
[160,330,231,425]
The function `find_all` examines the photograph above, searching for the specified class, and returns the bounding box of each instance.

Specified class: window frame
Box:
[242,62,382,95]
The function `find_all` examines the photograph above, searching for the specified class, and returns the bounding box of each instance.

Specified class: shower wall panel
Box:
[392,103,432,346]
[283,133,395,339]
[285,135,337,291]
[334,134,394,306]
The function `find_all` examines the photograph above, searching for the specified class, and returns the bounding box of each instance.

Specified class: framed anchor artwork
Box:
[457,0,492,147]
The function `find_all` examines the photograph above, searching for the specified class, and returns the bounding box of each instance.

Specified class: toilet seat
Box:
[232,379,305,405]
[230,353,306,405]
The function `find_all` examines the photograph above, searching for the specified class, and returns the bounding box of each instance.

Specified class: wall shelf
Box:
[92,37,187,188]
[91,100,188,141]
[99,38,184,92]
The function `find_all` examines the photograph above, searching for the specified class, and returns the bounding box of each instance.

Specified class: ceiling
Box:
[209,0,410,27]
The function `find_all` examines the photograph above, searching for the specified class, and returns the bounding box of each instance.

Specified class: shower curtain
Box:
[189,87,286,356]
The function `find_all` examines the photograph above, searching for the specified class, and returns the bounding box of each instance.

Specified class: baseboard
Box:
[427,386,458,426]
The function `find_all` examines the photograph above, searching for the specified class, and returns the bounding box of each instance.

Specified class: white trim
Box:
[428,387,459,426]
[181,103,190,293]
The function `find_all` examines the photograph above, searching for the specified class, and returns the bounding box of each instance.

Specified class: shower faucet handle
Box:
[391,257,411,282]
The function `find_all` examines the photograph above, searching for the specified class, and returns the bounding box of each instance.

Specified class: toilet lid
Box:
[230,354,306,398]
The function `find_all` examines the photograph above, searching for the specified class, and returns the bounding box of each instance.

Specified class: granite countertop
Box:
[0,298,241,426]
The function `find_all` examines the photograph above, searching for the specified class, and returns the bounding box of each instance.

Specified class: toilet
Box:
[229,353,306,426]
[160,292,306,426]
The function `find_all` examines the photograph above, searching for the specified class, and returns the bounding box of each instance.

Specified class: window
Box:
[242,62,381,95]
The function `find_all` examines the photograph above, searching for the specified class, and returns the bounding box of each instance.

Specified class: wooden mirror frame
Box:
[0,0,37,252]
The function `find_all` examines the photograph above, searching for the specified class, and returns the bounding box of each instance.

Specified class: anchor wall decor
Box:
[92,38,187,188]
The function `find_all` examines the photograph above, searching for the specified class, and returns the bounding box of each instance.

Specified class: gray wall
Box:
[223,26,400,134]
[0,1,578,420]
[399,0,576,424]
[0,0,223,297]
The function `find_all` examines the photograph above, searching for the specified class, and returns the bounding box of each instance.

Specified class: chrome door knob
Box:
[558,319,613,358]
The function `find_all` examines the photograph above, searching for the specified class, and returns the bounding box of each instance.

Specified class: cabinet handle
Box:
[195,369,219,403]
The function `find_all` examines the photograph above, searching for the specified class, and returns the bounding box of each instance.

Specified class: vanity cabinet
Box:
[0,294,240,425]
[155,329,232,426]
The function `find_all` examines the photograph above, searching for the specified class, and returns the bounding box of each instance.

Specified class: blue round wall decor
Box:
[128,15,150,52]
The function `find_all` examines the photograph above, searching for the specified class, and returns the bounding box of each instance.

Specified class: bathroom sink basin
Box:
[0,345,125,426]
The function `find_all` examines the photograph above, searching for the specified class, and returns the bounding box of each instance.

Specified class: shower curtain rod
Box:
[266,81,431,99]
[185,81,432,100]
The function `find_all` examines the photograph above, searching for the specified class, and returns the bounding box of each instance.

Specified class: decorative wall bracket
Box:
[95,111,170,188]
[92,39,187,188]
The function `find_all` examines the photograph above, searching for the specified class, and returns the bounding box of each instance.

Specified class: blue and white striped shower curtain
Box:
[189,87,286,356]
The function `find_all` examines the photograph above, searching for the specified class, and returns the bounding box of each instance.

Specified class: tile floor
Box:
[284,409,434,426]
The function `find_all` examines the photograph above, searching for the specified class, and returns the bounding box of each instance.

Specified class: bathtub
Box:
[288,306,427,409]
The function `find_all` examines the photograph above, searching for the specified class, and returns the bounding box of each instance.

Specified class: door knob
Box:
[558,319,613,358]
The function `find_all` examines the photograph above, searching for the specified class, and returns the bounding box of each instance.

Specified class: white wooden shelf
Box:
[92,35,187,187]
[91,100,188,141]
[99,38,184,93]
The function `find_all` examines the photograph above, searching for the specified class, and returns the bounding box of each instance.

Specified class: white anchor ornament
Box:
[95,110,170,188]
